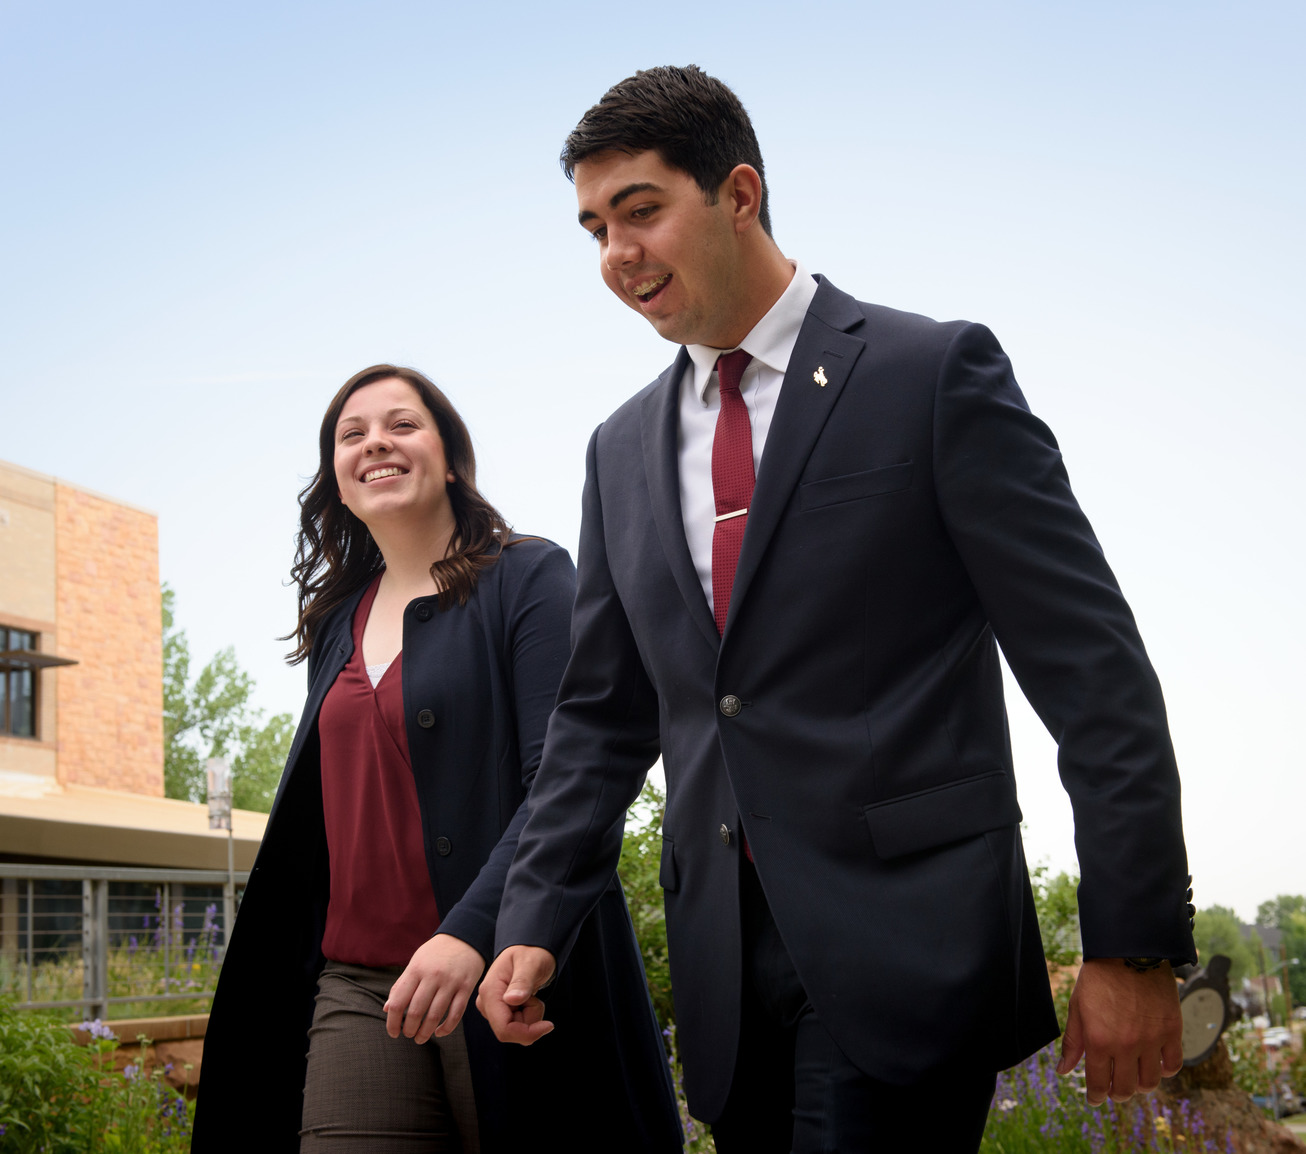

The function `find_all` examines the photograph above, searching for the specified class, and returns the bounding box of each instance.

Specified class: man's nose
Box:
[604,228,640,270]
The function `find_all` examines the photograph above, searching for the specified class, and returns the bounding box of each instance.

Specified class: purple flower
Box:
[78,1018,118,1041]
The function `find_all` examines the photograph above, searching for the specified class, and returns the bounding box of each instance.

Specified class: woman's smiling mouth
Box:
[362,466,407,483]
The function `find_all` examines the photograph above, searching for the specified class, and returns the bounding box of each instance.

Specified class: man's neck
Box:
[704,242,796,350]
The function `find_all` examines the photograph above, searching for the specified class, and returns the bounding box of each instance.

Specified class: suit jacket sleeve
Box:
[933,323,1194,962]
[493,427,661,965]
[432,543,579,962]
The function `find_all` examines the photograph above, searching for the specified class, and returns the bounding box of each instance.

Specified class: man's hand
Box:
[475,945,558,1045]
[1056,958,1183,1105]
[384,934,485,1044]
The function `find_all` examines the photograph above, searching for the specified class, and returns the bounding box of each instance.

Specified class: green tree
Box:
[1255,894,1306,1006]
[1192,904,1257,985]
[162,584,293,812]
[1257,895,1306,928]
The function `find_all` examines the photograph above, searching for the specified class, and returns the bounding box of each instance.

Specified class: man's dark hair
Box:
[561,65,772,236]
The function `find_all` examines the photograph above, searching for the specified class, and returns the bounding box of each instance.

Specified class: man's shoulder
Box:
[594,349,687,440]
[811,276,976,350]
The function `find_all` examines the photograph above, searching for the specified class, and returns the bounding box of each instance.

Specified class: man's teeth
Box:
[364,467,404,482]
[634,274,669,298]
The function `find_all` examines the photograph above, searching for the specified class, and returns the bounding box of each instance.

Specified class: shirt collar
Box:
[685,260,819,405]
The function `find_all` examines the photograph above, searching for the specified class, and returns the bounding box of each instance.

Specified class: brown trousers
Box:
[299,961,480,1153]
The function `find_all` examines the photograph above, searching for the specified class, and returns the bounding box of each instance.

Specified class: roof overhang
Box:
[0,785,266,870]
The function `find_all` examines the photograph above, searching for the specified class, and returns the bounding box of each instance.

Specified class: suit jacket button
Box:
[719,824,731,846]
[436,837,452,856]
[719,695,742,717]
[417,709,436,728]
[415,603,433,622]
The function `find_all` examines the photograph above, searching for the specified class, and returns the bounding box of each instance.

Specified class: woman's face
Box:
[333,377,454,529]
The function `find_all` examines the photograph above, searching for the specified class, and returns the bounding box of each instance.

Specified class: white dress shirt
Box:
[678,260,819,611]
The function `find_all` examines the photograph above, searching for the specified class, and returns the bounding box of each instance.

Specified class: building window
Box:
[2,627,38,738]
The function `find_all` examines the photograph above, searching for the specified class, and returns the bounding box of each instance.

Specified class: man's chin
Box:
[641,309,696,346]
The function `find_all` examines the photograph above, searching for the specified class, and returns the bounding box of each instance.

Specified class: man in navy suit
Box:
[478,65,1197,1151]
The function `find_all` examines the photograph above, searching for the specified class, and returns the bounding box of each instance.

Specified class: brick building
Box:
[0,458,264,869]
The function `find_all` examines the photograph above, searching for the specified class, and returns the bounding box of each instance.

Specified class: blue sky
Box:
[1,1,1302,920]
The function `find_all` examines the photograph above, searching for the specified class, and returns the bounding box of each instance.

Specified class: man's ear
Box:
[723,164,764,233]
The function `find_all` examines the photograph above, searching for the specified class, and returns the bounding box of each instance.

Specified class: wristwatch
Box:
[1122,956,1166,973]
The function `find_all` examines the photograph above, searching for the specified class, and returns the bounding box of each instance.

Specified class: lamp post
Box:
[206,757,235,961]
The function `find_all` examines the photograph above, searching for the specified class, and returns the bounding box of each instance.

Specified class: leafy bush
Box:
[1030,864,1081,969]
[0,1001,192,1152]
[1225,1022,1273,1101]
[617,780,674,1033]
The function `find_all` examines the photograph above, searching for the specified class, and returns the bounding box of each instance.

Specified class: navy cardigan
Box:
[194,538,680,1151]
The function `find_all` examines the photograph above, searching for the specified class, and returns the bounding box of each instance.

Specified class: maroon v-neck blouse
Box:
[318,576,442,967]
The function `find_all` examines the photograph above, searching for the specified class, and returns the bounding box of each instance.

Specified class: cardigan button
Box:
[417,709,435,728]
[436,837,452,856]
[415,603,433,622]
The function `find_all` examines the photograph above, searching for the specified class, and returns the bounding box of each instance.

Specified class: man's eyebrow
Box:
[577,182,663,226]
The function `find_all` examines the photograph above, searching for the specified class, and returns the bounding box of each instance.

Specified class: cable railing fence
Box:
[0,864,248,1020]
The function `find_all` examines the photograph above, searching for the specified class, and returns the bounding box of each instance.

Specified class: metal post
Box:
[1259,939,1273,1025]
[0,876,17,971]
[208,756,235,961]
[162,880,171,996]
[25,879,33,1005]
[82,878,108,1020]
[1281,943,1295,1022]
[224,826,235,961]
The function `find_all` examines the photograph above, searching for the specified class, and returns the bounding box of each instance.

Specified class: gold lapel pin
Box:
[813,366,828,387]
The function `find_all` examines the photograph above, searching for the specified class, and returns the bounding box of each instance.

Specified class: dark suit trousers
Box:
[711,861,996,1154]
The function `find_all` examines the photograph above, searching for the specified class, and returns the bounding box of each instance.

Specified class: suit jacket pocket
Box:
[659,835,678,892]
[862,770,1021,859]
[799,462,913,510]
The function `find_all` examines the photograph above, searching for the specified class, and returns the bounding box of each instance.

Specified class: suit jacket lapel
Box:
[640,347,721,649]
[724,279,867,641]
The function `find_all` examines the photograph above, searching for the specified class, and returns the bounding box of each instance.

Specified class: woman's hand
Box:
[384,934,486,1044]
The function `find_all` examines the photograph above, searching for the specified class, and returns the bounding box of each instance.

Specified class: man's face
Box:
[575,150,746,348]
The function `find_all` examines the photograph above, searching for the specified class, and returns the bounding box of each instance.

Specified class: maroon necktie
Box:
[711,349,755,635]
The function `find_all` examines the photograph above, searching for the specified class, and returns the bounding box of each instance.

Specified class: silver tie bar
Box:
[714,507,748,523]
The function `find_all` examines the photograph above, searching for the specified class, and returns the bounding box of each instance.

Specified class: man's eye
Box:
[632,205,655,219]
[589,227,606,243]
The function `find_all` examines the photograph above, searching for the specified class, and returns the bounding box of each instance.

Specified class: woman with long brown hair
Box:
[194,366,679,1152]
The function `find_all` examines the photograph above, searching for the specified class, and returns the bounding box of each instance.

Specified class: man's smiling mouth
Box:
[633,274,670,303]
[363,466,406,483]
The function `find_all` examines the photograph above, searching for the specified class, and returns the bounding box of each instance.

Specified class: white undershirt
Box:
[677,260,819,611]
